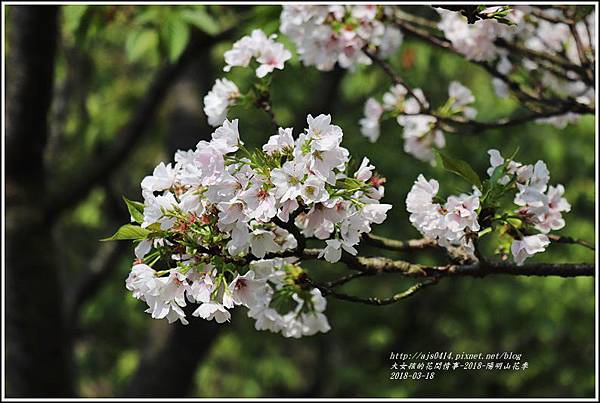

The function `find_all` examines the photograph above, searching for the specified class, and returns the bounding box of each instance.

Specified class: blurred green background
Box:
[6,4,595,398]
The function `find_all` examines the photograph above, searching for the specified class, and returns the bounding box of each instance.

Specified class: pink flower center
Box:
[257,189,270,201]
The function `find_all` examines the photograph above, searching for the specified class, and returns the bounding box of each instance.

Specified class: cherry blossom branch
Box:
[346,256,594,278]
[390,14,594,115]
[364,32,593,134]
[495,37,593,84]
[396,7,589,81]
[315,253,594,279]
[280,240,592,281]
[391,17,546,105]
[393,106,585,134]
[286,244,594,306]
[365,47,543,126]
[293,241,594,278]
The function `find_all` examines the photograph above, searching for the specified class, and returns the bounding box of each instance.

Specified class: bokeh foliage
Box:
[38,4,596,397]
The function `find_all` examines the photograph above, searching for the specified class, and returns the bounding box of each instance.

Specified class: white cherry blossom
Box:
[203,78,240,127]
[511,234,550,265]
[224,29,291,77]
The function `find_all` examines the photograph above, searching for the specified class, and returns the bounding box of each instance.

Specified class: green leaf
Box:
[101,224,151,241]
[125,28,159,62]
[435,150,482,189]
[146,222,162,232]
[181,9,220,36]
[163,17,190,62]
[123,196,145,224]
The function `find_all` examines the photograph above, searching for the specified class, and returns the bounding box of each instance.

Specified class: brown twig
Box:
[307,276,439,306]
[549,234,595,251]
[324,271,372,288]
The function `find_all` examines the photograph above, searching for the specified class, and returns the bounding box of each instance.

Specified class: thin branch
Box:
[263,241,593,308]
[549,234,595,251]
[568,22,592,70]
[302,248,322,260]
[495,37,592,84]
[441,107,588,133]
[307,277,438,306]
[389,11,526,103]
[324,271,372,288]
[366,232,594,255]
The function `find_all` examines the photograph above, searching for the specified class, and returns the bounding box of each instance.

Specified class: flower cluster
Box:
[518,8,595,127]
[360,81,477,163]
[280,5,402,71]
[246,259,330,338]
[520,7,595,68]
[126,257,330,338]
[406,149,569,265]
[406,174,480,255]
[223,29,292,78]
[489,150,571,262]
[120,114,391,335]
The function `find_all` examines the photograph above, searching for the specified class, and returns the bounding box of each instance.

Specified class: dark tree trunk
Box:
[5,5,74,397]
